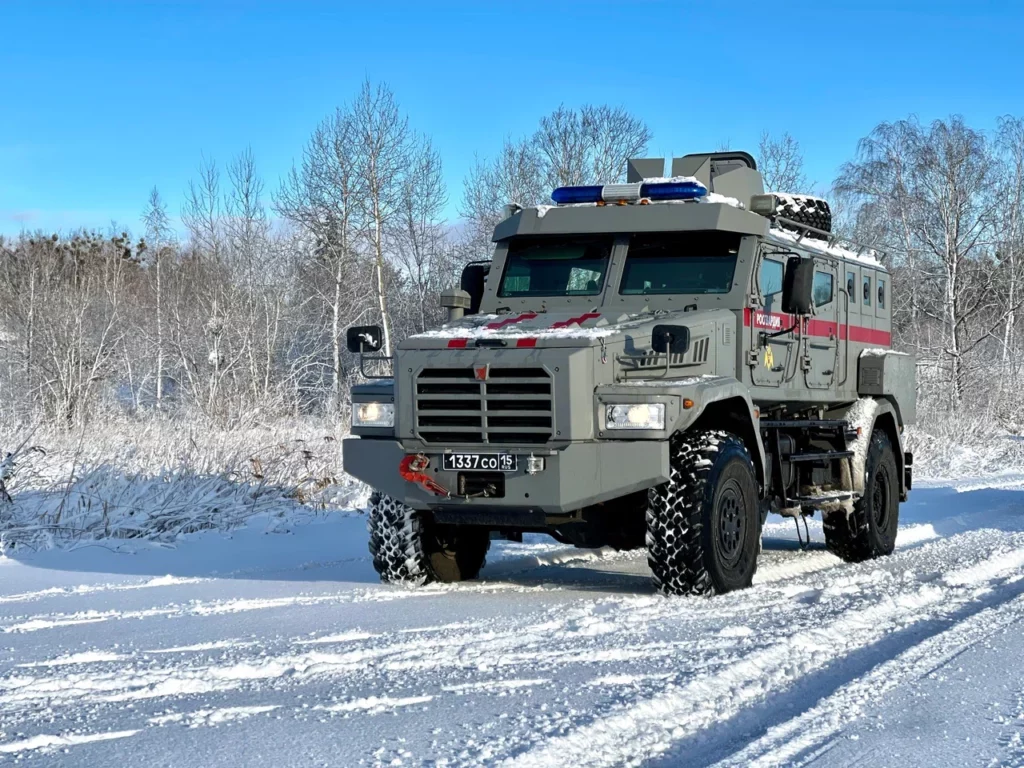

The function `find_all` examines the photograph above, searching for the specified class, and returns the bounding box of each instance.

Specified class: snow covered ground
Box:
[0,477,1023,766]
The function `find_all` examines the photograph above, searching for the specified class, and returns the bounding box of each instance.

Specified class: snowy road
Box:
[1,480,1023,766]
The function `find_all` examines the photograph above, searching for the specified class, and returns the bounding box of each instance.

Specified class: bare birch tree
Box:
[758,131,807,192]
[352,79,412,358]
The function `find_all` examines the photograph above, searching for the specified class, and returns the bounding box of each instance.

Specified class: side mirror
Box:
[651,324,690,355]
[460,262,490,315]
[346,325,383,354]
[782,256,815,315]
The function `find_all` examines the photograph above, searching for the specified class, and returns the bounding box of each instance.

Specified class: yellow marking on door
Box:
[764,346,774,368]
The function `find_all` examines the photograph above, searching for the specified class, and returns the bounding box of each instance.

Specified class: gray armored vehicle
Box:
[342,151,916,596]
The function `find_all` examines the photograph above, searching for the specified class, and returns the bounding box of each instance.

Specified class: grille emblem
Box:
[474,364,490,381]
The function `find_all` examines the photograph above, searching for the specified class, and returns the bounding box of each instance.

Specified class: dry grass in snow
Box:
[0,415,366,550]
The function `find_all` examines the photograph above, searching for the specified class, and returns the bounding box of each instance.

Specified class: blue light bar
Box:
[639,181,707,201]
[550,179,708,206]
[551,185,604,205]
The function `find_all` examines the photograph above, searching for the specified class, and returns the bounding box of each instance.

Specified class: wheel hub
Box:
[872,466,891,528]
[717,481,745,564]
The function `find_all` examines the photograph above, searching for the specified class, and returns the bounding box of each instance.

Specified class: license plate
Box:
[442,453,517,472]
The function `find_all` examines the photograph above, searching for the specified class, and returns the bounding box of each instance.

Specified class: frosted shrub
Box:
[0,415,367,549]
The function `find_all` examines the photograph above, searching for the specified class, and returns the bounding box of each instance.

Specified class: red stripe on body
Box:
[550,312,601,329]
[743,309,891,346]
[516,338,537,348]
[447,338,468,348]
[486,313,537,330]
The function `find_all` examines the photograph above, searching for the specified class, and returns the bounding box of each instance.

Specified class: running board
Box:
[787,450,855,463]
[791,491,854,506]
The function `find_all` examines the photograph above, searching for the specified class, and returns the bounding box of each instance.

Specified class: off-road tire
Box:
[774,194,832,240]
[646,431,761,596]
[823,431,899,562]
[367,493,490,584]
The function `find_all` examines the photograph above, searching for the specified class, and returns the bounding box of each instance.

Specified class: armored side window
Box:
[813,272,834,307]
[846,270,855,299]
[878,278,886,309]
[863,274,872,306]
[760,259,784,301]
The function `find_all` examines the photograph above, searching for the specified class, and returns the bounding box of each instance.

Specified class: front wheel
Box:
[646,431,761,596]
[367,493,490,585]
[823,430,899,562]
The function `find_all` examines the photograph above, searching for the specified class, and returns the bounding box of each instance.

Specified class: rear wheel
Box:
[823,430,899,562]
[646,431,761,596]
[367,493,490,584]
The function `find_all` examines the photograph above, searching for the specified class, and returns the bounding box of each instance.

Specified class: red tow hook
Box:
[398,454,449,497]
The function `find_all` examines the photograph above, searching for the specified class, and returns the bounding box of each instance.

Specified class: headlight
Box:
[353,402,395,428]
[605,403,666,430]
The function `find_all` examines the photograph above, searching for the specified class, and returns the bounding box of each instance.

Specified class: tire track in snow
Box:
[0,575,206,607]
[0,728,139,754]
[711,590,1024,766]
[499,544,1024,768]
[0,530,1012,724]
[0,580,547,634]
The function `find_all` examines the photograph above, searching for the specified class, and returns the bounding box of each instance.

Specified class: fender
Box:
[597,376,768,495]
[830,397,908,500]
[678,379,768,495]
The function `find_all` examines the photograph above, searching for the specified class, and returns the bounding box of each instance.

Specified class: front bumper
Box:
[342,437,670,515]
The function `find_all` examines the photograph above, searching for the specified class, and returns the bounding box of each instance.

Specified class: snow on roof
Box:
[766,227,883,268]
[640,175,705,187]
[703,193,743,208]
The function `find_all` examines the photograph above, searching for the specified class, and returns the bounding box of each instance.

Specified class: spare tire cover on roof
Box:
[774,194,832,240]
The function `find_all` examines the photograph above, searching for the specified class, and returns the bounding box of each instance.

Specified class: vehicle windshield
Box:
[498,236,612,298]
[620,232,741,295]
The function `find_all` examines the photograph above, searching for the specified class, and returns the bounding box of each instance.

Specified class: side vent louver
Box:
[692,337,709,364]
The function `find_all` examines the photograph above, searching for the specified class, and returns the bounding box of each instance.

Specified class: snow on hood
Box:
[407,310,657,345]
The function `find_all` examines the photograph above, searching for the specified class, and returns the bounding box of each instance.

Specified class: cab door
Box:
[805,265,838,389]
[749,254,791,388]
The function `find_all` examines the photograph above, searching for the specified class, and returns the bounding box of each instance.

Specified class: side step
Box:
[791,491,854,506]
[761,419,859,443]
[787,450,854,463]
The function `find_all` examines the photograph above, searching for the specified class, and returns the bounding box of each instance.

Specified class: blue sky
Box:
[2,0,1023,237]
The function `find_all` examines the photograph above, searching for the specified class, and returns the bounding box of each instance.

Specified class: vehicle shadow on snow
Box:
[643,572,1024,768]
[2,485,1021,590]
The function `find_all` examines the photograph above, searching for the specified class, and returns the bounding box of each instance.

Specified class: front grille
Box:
[416,367,553,444]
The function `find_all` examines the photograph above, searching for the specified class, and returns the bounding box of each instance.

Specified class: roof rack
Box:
[772,215,888,263]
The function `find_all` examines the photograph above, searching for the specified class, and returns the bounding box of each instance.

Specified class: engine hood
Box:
[401,309,731,350]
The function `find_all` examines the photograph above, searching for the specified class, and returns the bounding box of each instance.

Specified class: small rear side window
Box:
[813,272,834,307]
[847,270,856,298]
[863,275,872,306]
[878,278,886,309]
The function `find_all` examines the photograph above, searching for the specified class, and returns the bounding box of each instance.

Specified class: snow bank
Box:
[0,417,366,550]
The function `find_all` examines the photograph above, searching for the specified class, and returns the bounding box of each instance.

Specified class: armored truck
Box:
[342,151,916,596]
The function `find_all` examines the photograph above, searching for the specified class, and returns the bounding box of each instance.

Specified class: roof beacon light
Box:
[551,179,707,206]
[640,180,707,201]
[550,185,604,205]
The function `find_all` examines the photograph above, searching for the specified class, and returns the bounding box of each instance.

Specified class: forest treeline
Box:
[2,79,1022,435]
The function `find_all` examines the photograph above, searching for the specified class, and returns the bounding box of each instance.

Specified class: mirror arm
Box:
[760,321,801,344]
